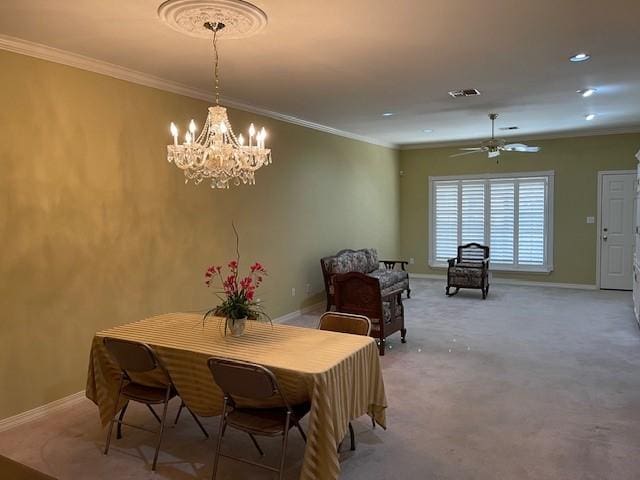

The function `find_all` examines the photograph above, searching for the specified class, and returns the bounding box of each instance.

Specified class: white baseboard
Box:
[272,301,324,324]
[409,273,597,290]
[0,391,85,433]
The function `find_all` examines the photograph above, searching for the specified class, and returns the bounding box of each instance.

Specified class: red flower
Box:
[250,262,265,273]
[240,276,253,289]
[228,260,238,271]
[246,290,255,301]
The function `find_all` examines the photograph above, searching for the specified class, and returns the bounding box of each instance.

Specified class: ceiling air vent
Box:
[448,88,481,98]
[499,126,519,131]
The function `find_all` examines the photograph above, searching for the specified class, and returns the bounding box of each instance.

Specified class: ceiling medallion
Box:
[158,0,267,39]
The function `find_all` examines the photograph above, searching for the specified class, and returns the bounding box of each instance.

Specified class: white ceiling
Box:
[1,0,640,147]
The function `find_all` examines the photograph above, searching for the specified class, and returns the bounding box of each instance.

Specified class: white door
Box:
[600,173,635,290]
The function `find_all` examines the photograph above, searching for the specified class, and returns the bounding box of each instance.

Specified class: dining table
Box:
[85,312,387,480]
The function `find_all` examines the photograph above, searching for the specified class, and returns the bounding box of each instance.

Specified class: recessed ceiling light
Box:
[382,112,394,117]
[422,129,433,133]
[585,113,596,121]
[570,52,591,62]
[577,88,597,97]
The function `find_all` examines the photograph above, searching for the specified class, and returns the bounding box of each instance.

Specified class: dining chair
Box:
[102,337,209,471]
[317,311,371,451]
[207,357,310,480]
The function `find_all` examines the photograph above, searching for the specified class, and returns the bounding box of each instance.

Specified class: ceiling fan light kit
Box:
[450,113,541,162]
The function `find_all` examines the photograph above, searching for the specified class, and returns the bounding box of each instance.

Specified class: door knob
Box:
[603,235,608,241]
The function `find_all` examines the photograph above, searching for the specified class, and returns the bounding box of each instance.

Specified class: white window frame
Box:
[428,170,555,273]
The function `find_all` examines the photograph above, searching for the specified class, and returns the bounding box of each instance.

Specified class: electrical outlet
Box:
[291,287,296,297]
[409,257,415,264]
[586,216,595,224]
[305,283,311,295]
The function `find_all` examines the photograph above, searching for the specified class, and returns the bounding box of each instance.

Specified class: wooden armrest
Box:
[381,288,403,301]
[447,258,456,267]
[380,260,409,271]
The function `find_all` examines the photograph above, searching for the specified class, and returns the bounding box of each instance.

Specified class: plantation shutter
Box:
[489,181,515,264]
[518,178,546,265]
[434,181,459,261]
[461,180,485,245]
[431,172,552,271]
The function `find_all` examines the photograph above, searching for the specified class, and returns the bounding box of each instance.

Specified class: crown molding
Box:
[399,125,640,150]
[0,33,396,149]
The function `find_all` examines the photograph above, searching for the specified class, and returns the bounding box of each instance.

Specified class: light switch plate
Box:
[586,216,595,224]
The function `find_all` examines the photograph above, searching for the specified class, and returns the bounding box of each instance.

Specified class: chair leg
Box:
[211,398,228,480]
[104,376,124,455]
[401,328,407,343]
[348,422,356,451]
[278,413,291,480]
[378,338,386,356]
[407,288,411,299]
[146,404,162,423]
[174,401,185,425]
[116,401,129,439]
[295,423,307,443]
[186,406,209,438]
[151,387,171,472]
[248,433,264,456]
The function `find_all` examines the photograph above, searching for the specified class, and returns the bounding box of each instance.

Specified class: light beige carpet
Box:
[1,279,639,479]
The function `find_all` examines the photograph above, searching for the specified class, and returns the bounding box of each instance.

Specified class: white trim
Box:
[0,33,395,149]
[428,170,555,182]
[0,391,85,432]
[400,126,640,150]
[428,171,555,272]
[596,170,637,289]
[409,273,597,290]
[271,301,324,324]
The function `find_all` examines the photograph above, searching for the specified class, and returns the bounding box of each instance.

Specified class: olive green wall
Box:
[399,133,640,285]
[0,50,400,420]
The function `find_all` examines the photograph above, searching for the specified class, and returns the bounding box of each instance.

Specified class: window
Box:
[429,171,554,272]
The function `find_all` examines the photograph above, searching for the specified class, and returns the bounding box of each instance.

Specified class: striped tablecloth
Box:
[85,313,387,480]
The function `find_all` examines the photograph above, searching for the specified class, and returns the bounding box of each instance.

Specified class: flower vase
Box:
[226,317,247,337]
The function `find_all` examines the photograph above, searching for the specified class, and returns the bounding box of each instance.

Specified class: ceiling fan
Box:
[451,113,541,159]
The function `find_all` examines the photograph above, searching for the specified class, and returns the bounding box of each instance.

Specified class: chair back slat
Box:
[318,312,371,336]
[103,337,158,373]
[208,358,278,400]
[458,243,489,263]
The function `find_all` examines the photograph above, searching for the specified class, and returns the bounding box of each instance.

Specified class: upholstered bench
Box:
[321,248,410,311]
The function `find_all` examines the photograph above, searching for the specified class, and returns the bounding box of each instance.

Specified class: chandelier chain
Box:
[213,26,220,105]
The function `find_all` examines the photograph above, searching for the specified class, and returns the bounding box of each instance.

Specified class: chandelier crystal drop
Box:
[166,21,271,188]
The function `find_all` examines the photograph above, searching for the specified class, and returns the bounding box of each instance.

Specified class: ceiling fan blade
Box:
[458,147,484,151]
[488,150,500,158]
[504,143,541,153]
[450,150,485,158]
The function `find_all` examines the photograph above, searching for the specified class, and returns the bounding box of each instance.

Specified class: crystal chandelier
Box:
[166,21,271,188]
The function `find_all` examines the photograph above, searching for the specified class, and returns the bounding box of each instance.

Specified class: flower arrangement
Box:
[202,226,269,336]
[204,260,267,320]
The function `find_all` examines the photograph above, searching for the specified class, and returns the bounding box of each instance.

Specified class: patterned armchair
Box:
[446,243,490,299]
[333,272,406,356]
